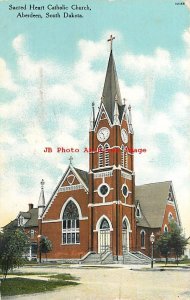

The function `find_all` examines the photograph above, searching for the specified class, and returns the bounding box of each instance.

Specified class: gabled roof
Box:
[102,50,124,123]
[4,207,38,230]
[24,208,38,227]
[42,165,89,218]
[135,201,150,228]
[74,167,88,187]
[19,212,30,219]
[135,181,172,228]
[3,219,18,230]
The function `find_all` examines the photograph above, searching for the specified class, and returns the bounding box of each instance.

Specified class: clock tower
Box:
[88,41,136,261]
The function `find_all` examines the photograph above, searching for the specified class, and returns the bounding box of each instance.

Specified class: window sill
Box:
[61,243,80,246]
[141,247,146,250]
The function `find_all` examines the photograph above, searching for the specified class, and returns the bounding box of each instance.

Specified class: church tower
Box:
[88,36,136,261]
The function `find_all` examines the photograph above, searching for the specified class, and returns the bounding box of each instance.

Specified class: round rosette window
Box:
[98,183,110,197]
[122,184,129,197]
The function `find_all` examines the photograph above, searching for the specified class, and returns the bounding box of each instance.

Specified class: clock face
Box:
[97,127,110,142]
[121,129,128,144]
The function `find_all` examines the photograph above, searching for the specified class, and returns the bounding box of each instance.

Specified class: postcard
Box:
[0,0,190,299]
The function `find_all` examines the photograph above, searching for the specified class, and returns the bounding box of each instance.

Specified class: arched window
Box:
[136,207,141,217]
[100,218,110,230]
[62,201,80,244]
[125,150,128,169]
[140,230,145,248]
[104,143,110,166]
[122,220,127,230]
[98,145,103,168]
[168,212,173,221]
[164,225,168,233]
[121,145,124,167]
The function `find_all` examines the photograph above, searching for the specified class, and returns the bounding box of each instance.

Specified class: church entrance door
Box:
[98,218,111,253]
[122,220,129,253]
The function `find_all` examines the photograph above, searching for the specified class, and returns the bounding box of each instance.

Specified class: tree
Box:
[0,228,29,279]
[156,232,171,265]
[156,220,188,265]
[39,236,52,261]
[169,220,188,265]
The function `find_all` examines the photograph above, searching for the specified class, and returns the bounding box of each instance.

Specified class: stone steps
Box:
[81,251,151,265]
[131,251,151,261]
[123,252,150,265]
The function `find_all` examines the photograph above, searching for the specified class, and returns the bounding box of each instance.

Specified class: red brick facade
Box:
[38,50,180,261]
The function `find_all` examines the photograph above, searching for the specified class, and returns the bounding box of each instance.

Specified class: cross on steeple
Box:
[107,34,115,51]
[69,156,73,165]
[40,179,45,190]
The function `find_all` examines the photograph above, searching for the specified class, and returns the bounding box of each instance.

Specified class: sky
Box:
[0,0,190,236]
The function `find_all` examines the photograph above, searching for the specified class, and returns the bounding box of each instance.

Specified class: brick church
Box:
[7,39,181,263]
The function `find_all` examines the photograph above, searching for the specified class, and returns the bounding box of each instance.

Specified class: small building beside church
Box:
[5,40,181,264]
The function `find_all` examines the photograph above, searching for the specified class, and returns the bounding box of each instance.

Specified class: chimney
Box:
[29,203,34,210]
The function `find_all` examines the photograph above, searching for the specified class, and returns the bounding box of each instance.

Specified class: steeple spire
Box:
[113,95,120,125]
[89,102,95,131]
[101,36,123,123]
[128,105,133,133]
[38,179,45,219]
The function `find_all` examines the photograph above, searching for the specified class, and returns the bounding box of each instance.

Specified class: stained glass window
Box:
[63,201,79,220]
[141,230,145,248]
[62,201,80,244]
[122,220,127,230]
[100,218,110,230]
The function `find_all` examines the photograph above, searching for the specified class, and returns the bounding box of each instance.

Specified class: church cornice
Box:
[88,201,135,208]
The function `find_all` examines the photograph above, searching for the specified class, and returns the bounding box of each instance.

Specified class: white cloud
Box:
[0,96,29,119]
[0,58,18,91]
[57,116,78,133]
[12,34,25,54]
[150,113,172,134]
[183,27,190,51]
[185,0,190,10]
[46,83,83,105]
[78,39,107,62]
[123,48,173,76]
[172,92,190,118]
[120,81,146,106]
[13,35,63,82]
[178,27,190,82]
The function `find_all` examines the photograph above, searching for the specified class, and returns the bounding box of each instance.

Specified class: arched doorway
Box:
[122,219,129,253]
[98,218,111,253]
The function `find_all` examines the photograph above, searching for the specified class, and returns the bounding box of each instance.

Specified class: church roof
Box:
[20,212,31,219]
[24,208,38,227]
[3,219,18,229]
[102,50,124,123]
[74,167,88,187]
[135,181,172,228]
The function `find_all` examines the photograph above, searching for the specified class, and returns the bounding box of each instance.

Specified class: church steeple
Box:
[38,179,46,219]
[102,49,123,123]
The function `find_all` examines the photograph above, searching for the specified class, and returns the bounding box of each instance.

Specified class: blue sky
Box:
[0,0,190,236]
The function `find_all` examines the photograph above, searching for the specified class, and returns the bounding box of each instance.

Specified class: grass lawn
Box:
[0,273,79,297]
